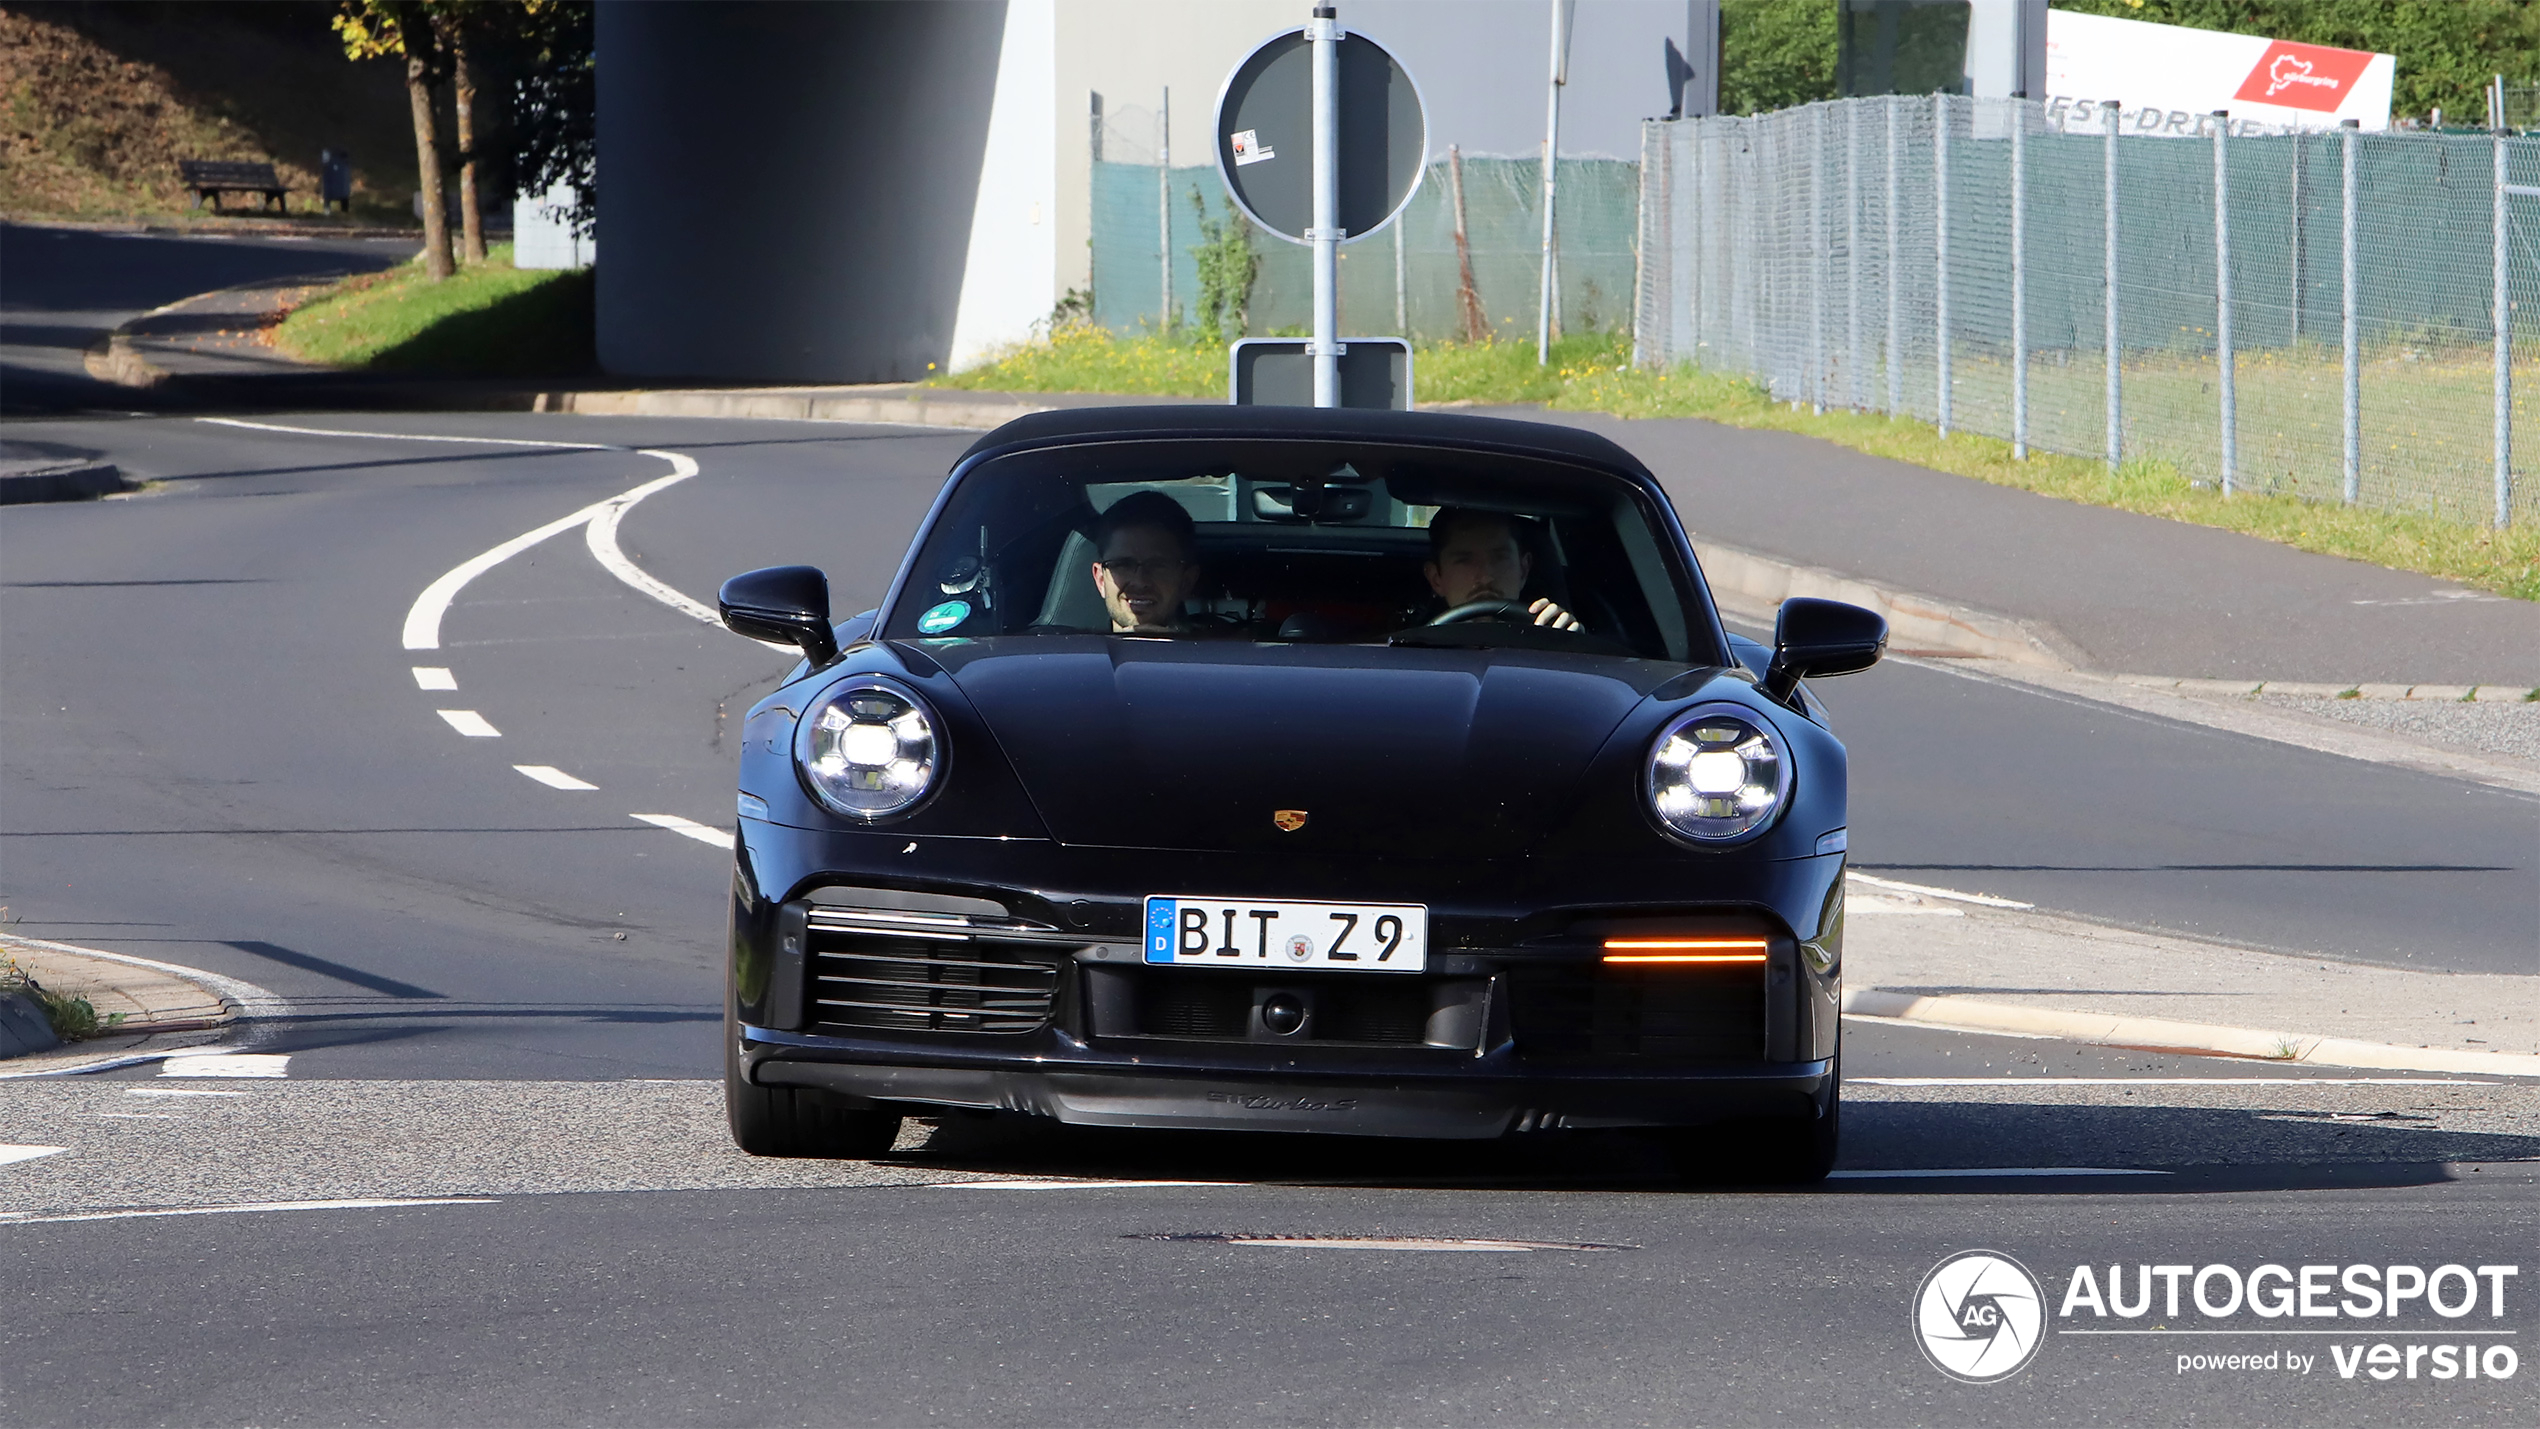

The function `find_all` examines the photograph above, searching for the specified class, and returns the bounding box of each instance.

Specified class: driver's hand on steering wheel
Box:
[1527,597,1583,632]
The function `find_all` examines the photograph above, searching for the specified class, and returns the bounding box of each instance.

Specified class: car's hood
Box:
[922,638,1664,856]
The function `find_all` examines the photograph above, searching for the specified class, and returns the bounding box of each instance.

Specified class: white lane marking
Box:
[632,813,736,849]
[1194,1236,1628,1253]
[1846,872,2034,910]
[402,500,621,651]
[411,666,457,690]
[437,709,500,737]
[0,1197,496,1226]
[159,1053,290,1079]
[125,1089,244,1098]
[197,416,609,451]
[514,764,597,791]
[1825,1167,2170,1179]
[1847,901,1966,918]
[0,1146,67,1168]
[89,1113,179,1120]
[946,1179,1232,1190]
[1852,1076,2494,1087]
[585,451,722,627]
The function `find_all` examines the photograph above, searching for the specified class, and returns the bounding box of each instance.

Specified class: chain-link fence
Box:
[1089,106,1641,344]
[1635,96,2540,529]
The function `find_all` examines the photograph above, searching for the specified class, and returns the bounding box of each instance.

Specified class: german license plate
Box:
[1143,896,1428,972]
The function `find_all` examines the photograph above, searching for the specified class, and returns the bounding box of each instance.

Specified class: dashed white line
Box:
[437,709,500,737]
[0,1197,495,1226]
[945,1179,1232,1190]
[1,1145,66,1169]
[632,813,737,849]
[411,666,457,690]
[159,1053,290,1079]
[514,764,597,791]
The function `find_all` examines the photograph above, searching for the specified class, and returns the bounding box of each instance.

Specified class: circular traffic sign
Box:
[1213,25,1428,245]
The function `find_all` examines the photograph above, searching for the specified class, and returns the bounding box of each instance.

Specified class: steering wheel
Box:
[1428,598,1534,627]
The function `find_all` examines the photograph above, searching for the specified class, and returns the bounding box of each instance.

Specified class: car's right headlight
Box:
[795,679,942,820]
[1645,704,1789,845]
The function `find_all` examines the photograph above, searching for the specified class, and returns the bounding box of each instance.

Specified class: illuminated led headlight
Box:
[1646,705,1789,844]
[795,680,941,820]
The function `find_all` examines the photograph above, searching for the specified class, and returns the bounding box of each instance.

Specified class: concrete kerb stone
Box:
[1842,989,2540,1078]
[0,934,278,1075]
[0,458,133,505]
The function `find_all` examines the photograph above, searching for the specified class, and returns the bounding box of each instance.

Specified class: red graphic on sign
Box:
[2231,40,2374,114]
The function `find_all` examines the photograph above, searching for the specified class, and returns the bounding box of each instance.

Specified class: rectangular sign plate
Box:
[1144,896,1427,973]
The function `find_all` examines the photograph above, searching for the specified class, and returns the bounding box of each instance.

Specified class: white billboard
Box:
[2041,9,2395,137]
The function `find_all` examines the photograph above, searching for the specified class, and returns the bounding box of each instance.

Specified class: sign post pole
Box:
[1309,4,1342,407]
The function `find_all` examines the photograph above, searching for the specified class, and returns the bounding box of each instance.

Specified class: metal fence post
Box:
[2341,119,2360,505]
[2497,129,2515,529]
[1935,94,1952,438]
[1886,95,1901,416]
[1811,105,1827,413]
[2104,100,2122,468]
[1846,102,1862,409]
[1159,88,1172,328]
[2214,111,2237,495]
[2012,97,2029,460]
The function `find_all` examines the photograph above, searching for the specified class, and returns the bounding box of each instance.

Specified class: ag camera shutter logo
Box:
[1915,1250,2047,1383]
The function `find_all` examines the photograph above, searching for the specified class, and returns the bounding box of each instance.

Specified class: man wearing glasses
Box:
[1089,490,1201,634]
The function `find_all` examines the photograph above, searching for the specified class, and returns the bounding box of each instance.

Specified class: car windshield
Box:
[882,438,1718,664]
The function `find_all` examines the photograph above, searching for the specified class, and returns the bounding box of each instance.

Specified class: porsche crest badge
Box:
[1273,809,1309,833]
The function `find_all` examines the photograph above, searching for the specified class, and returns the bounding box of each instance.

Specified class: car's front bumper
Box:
[743,1028,1833,1138]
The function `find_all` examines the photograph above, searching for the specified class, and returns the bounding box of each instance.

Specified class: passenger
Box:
[1090,490,1200,634]
[1423,507,1583,631]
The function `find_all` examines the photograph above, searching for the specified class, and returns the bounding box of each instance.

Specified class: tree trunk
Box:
[451,30,484,264]
[406,53,453,280]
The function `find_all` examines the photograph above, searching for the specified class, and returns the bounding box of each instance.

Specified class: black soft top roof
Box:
[954,404,1655,479]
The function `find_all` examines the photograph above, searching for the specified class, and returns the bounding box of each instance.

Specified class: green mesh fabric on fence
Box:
[1636,97,2538,529]
[1091,154,1641,344]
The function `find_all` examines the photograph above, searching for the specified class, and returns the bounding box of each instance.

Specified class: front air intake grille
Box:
[1505,967,1765,1062]
[807,930,1063,1036]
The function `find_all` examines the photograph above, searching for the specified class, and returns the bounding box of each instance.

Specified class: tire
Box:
[725,1014,903,1159]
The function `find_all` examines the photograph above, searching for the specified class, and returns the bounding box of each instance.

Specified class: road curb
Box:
[1842,989,2540,1078]
[0,935,284,1075]
[0,456,133,504]
[538,386,1048,429]
[1692,539,2078,668]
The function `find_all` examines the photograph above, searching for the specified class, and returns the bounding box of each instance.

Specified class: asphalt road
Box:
[0,222,416,416]
[2,407,2533,1425]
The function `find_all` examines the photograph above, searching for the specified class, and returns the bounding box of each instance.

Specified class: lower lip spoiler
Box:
[748,1045,1833,1139]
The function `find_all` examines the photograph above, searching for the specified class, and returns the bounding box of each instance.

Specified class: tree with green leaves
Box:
[334,0,457,277]
[513,0,595,239]
[1721,0,1837,115]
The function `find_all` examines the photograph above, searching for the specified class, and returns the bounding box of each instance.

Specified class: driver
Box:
[1090,491,1200,634]
[1423,507,1583,631]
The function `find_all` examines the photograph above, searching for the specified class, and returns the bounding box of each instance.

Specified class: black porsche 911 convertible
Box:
[715,405,1884,1181]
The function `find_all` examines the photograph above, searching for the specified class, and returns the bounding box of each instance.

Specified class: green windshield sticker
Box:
[917,600,971,634]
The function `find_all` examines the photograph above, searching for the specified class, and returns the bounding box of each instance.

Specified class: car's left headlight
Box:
[795,679,941,820]
[1646,704,1789,845]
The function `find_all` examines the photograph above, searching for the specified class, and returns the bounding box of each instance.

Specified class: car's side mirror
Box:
[719,566,839,669]
[1763,597,1886,704]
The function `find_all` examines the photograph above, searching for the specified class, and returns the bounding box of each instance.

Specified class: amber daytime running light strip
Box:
[1601,938,1770,965]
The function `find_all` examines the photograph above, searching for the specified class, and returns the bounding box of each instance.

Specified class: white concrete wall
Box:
[949,0,1060,370]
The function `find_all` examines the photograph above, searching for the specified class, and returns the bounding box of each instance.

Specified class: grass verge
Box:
[942,328,2539,601]
[271,244,594,377]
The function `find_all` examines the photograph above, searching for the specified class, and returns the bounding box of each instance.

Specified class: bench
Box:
[178,159,287,212]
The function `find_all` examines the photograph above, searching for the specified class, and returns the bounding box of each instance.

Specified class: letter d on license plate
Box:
[1143,897,1427,972]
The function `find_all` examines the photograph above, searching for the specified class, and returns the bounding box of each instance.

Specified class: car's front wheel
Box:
[725,1015,903,1158]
